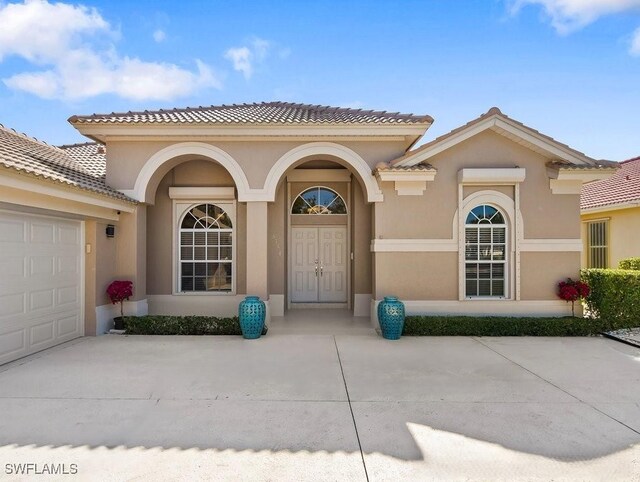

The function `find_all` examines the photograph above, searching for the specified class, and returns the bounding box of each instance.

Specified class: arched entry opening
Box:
[265,146,376,315]
[144,151,247,311]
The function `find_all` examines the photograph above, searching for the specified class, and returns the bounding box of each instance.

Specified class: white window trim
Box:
[172,199,237,296]
[459,190,516,301]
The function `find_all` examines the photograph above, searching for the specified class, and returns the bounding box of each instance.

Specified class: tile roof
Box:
[391,107,612,168]
[581,156,640,210]
[68,101,434,126]
[375,163,436,172]
[0,124,133,202]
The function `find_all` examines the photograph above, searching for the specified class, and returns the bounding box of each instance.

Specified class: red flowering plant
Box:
[557,278,590,317]
[107,280,133,319]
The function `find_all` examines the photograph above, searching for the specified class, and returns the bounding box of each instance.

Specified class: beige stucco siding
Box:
[374,130,580,241]
[96,222,118,305]
[581,206,640,268]
[374,252,458,300]
[352,181,372,295]
[520,252,580,300]
[267,185,286,295]
[105,140,407,192]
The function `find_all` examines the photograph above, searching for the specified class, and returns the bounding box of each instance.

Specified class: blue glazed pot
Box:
[239,296,266,339]
[378,296,405,340]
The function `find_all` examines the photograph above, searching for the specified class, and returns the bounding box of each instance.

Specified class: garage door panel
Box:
[0,256,25,280]
[57,314,80,338]
[30,256,55,276]
[58,256,79,273]
[0,329,27,364]
[57,286,79,306]
[0,211,83,364]
[0,219,25,242]
[29,289,55,312]
[30,320,55,348]
[0,293,26,319]
[30,222,56,244]
[57,224,80,244]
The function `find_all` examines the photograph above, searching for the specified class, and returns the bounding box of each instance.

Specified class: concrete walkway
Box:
[0,333,639,481]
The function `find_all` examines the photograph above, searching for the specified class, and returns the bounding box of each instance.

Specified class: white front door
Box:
[291,226,347,303]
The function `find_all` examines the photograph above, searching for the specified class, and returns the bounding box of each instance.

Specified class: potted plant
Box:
[107,280,134,330]
[557,278,590,317]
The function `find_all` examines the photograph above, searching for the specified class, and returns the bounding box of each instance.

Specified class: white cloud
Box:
[224,37,275,79]
[631,26,640,54]
[509,0,640,33]
[153,29,166,43]
[0,0,221,101]
[224,46,253,79]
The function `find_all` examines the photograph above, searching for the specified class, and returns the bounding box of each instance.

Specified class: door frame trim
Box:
[287,181,351,311]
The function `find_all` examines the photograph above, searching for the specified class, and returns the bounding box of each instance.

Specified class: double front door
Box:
[291,227,347,303]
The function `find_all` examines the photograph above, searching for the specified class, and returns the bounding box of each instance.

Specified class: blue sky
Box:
[0,0,639,160]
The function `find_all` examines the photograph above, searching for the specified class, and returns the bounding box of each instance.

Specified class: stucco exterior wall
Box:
[105,139,407,192]
[374,130,580,240]
[352,181,372,296]
[96,222,118,305]
[267,185,286,296]
[520,252,580,300]
[581,206,640,268]
[374,252,458,300]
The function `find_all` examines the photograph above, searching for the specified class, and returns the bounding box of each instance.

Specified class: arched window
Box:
[464,204,506,298]
[291,187,347,215]
[179,203,233,292]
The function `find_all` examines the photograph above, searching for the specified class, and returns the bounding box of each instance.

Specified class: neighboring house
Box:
[581,156,640,268]
[0,102,615,363]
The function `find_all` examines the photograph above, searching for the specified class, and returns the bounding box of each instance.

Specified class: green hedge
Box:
[581,268,640,326]
[403,316,616,336]
[618,257,640,270]
[123,315,267,336]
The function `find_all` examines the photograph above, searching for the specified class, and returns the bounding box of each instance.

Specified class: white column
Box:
[245,201,269,299]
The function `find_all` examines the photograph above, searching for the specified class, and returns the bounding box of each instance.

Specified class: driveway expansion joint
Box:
[333,336,370,482]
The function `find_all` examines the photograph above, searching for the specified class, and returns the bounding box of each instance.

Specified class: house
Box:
[581,156,640,268]
[0,102,615,363]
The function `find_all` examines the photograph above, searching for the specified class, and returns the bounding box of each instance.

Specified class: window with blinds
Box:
[587,220,608,268]
[464,205,507,298]
[179,203,233,292]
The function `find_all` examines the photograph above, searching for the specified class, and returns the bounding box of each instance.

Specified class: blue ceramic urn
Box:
[238,296,266,339]
[378,296,405,340]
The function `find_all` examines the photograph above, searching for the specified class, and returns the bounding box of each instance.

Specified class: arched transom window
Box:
[291,187,347,215]
[464,204,506,298]
[179,203,233,292]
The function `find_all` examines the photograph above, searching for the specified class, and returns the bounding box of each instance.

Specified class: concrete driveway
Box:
[0,334,639,481]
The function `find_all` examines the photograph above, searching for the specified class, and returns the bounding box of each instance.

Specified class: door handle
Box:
[320,265,323,277]
[315,265,318,277]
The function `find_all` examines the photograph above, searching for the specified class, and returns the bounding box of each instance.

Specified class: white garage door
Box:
[0,211,84,364]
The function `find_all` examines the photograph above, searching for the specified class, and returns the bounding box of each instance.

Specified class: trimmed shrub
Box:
[403,316,613,336]
[618,258,640,270]
[581,268,640,327]
[123,315,267,336]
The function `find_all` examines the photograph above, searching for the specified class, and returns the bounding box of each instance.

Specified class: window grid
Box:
[464,205,507,298]
[291,187,347,215]
[179,203,233,292]
[587,221,608,269]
